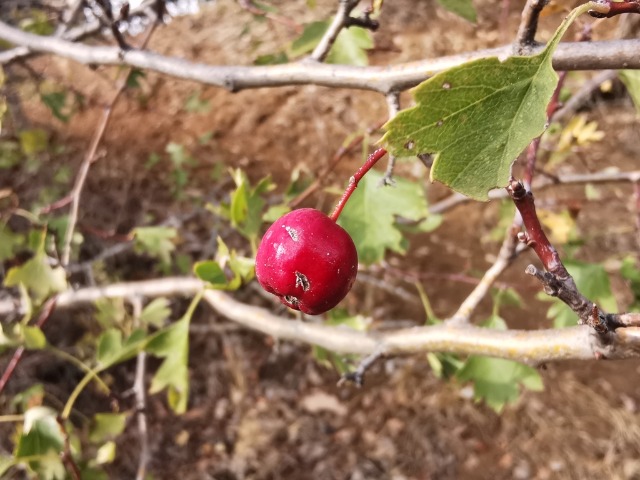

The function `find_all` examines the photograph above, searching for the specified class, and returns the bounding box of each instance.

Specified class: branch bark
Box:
[1,21,640,93]
[2,277,640,363]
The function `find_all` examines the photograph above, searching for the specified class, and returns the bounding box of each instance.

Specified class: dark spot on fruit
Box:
[284,225,299,241]
[295,271,310,291]
[283,295,299,307]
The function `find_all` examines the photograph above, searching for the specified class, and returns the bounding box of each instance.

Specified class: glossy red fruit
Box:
[255,208,358,315]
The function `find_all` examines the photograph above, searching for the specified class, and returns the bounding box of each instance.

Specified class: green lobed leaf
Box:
[435,0,477,22]
[541,259,617,328]
[139,298,171,328]
[619,70,640,114]
[96,328,147,368]
[326,26,373,66]
[4,249,67,304]
[457,356,543,413]
[15,407,65,478]
[382,4,590,200]
[89,413,128,443]
[41,92,71,122]
[145,295,201,414]
[290,21,328,57]
[194,237,255,290]
[133,226,177,265]
[18,129,49,155]
[0,225,24,261]
[337,169,430,264]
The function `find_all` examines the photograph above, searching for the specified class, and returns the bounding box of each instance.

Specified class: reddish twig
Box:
[56,417,82,480]
[507,179,613,333]
[329,147,387,221]
[0,297,57,396]
[288,119,385,208]
[589,1,640,18]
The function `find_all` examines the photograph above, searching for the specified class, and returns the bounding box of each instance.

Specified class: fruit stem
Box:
[329,148,387,222]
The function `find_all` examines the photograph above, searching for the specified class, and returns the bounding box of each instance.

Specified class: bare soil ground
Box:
[2,1,640,479]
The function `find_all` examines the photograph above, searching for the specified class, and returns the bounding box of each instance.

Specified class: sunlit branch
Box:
[1,21,639,93]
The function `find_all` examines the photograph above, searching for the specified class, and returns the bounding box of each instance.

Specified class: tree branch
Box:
[1,277,640,364]
[1,21,640,93]
[429,169,640,215]
[310,0,361,62]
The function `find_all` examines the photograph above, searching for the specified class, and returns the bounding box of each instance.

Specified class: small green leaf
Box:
[22,326,47,349]
[94,298,126,329]
[146,295,201,414]
[139,298,171,328]
[41,92,70,122]
[326,27,373,66]
[338,169,430,264]
[457,357,542,412]
[4,249,67,304]
[183,92,211,114]
[263,204,291,223]
[0,226,24,261]
[619,70,640,114]
[96,329,123,366]
[0,457,14,477]
[18,129,49,155]
[95,441,116,465]
[193,260,227,285]
[133,226,177,265]
[15,407,64,470]
[222,169,274,246]
[383,4,591,200]
[435,0,477,22]
[194,238,254,290]
[126,68,146,89]
[96,329,147,368]
[290,21,328,57]
[89,413,128,443]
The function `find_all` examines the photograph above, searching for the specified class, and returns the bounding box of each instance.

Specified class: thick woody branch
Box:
[1,21,640,93]
[2,277,640,363]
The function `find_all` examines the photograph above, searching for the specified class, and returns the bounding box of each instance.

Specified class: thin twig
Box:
[0,296,57,396]
[56,417,82,480]
[554,70,617,123]
[2,21,640,93]
[310,0,361,62]
[288,119,385,208]
[60,21,158,266]
[447,228,523,325]
[338,348,385,387]
[515,0,549,54]
[381,91,400,185]
[131,297,150,480]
